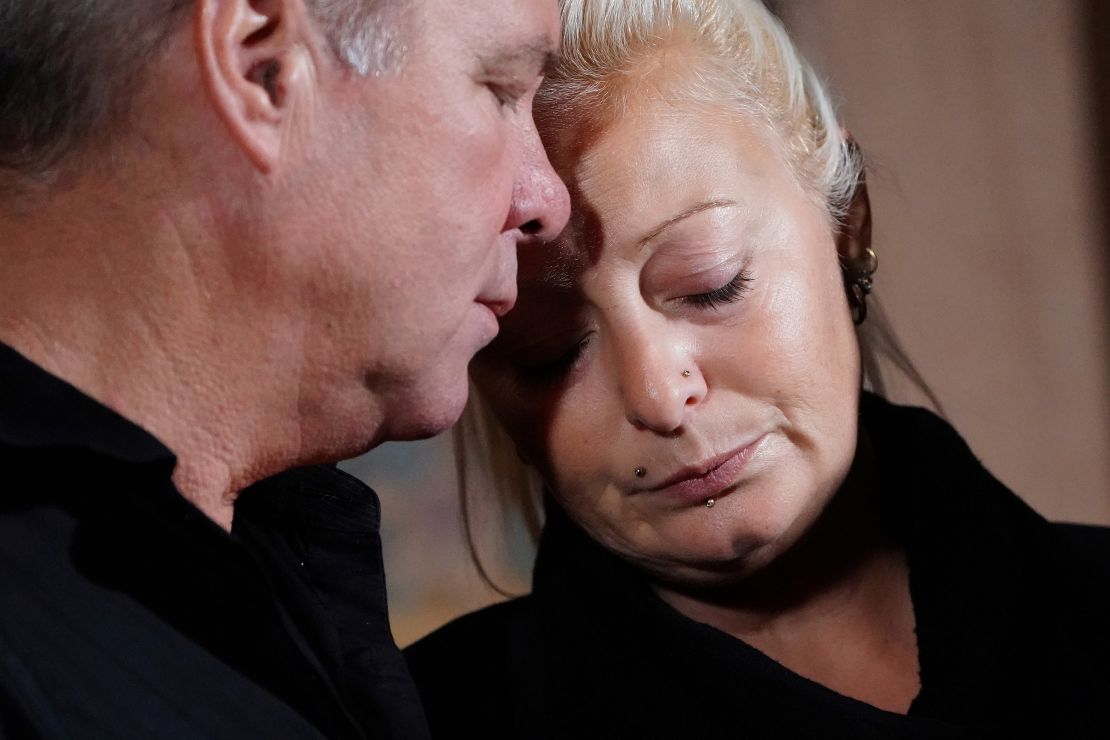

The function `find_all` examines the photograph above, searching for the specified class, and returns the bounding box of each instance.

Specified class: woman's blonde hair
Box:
[457,0,937,591]
[537,0,862,222]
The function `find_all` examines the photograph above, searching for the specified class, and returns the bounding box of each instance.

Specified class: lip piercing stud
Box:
[634,467,647,478]
[705,498,715,508]
[681,369,691,377]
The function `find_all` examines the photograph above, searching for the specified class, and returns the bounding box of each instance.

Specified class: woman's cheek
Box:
[761,267,813,352]
[546,390,611,492]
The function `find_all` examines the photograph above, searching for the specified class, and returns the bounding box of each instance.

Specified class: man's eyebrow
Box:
[637,199,739,248]
[484,38,561,76]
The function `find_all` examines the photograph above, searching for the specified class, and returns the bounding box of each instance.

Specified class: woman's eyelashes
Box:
[514,268,754,386]
[518,335,592,385]
[680,269,755,310]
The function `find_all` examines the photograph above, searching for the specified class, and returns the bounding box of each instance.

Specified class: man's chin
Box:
[383,377,470,442]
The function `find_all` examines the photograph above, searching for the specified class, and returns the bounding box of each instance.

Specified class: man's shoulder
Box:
[0,455,377,740]
[0,511,327,738]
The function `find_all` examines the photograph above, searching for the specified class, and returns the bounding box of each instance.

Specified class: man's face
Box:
[278,0,569,446]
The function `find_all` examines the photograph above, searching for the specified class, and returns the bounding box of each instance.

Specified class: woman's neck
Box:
[654,432,921,713]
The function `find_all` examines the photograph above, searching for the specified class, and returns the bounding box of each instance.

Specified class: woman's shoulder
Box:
[404,595,551,738]
[405,594,540,670]
[1051,522,1110,570]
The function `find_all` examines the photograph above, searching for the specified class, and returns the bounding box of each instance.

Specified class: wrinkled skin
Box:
[0,0,570,528]
[267,0,571,442]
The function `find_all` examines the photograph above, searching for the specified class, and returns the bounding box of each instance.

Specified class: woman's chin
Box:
[620,517,796,591]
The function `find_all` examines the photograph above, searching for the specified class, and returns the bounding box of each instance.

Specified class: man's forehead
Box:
[467,0,559,51]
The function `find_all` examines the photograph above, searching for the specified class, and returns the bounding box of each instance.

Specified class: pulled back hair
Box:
[538,0,862,224]
[0,0,399,186]
[456,0,938,593]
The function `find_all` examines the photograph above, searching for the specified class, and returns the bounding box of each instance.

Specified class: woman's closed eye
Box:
[518,335,592,385]
[680,269,755,310]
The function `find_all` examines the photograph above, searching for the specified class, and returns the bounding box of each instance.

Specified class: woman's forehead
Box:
[558,103,791,251]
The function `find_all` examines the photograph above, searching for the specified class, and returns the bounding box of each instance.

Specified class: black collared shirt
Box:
[0,341,429,739]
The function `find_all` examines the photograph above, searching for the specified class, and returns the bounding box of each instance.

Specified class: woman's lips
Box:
[639,435,767,503]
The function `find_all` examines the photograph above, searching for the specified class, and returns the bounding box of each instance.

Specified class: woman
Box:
[405,1,1110,737]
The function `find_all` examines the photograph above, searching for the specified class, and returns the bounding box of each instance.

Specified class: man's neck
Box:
[0,172,379,530]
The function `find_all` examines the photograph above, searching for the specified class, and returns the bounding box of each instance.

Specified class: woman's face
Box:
[472,96,863,588]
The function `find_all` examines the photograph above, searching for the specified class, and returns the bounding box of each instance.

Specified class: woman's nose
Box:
[612,331,706,435]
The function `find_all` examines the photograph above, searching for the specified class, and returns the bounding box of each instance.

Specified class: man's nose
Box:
[503,119,571,243]
[611,324,706,435]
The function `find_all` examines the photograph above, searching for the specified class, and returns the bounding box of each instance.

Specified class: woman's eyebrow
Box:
[636,199,739,248]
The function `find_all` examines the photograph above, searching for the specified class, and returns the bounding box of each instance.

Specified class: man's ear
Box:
[194,0,317,173]
[836,138,872,265]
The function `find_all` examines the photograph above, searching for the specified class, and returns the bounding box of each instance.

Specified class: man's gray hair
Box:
[0,0,396,183]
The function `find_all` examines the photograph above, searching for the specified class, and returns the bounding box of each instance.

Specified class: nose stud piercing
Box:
[681,369,691,377]
[634,467,647,478]
[705,498,715,508]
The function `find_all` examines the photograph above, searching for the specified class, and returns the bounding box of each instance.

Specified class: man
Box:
[0,0,568,736]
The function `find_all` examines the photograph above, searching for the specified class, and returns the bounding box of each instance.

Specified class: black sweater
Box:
[406,395,1110,739]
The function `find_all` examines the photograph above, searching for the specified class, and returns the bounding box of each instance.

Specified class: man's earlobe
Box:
[195,0,314,173]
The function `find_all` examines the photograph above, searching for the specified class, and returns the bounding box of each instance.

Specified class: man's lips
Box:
[636,435,767,503]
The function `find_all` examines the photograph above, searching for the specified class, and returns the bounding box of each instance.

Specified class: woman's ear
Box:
[194,0,318,173]
[836,137,872,265]
[836,136,878,324]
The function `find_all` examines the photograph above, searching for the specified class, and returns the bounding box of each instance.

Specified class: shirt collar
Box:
[0,340,174,469]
